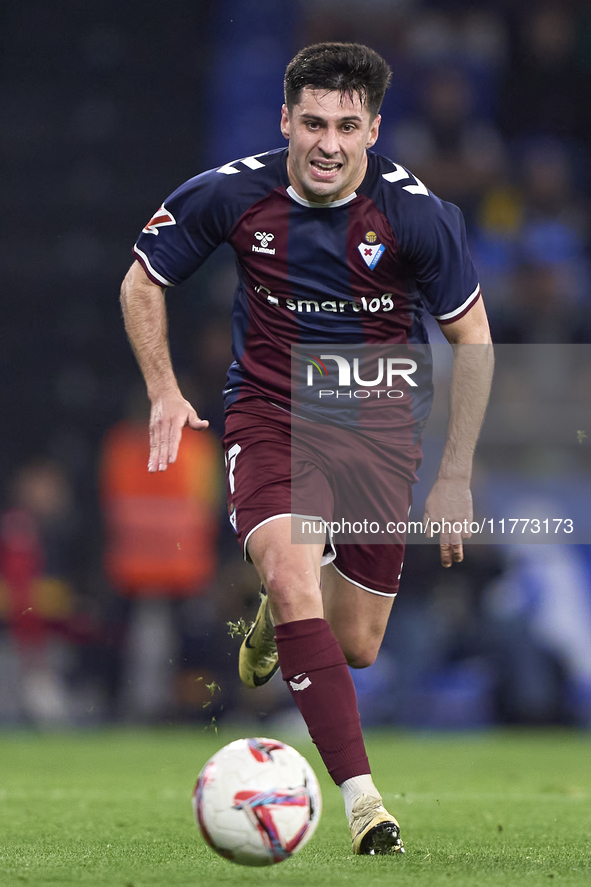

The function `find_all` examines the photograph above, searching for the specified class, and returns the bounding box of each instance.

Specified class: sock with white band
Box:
[339,774,382,820]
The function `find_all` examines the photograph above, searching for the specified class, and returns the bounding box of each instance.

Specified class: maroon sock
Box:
[275,618,370,785]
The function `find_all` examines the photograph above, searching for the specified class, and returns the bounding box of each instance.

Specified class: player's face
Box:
[281,88,381,204]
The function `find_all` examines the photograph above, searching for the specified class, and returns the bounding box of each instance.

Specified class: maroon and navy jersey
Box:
[134,147,480,439]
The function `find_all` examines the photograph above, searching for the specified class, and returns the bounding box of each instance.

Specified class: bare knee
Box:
[263,568,322,624]
[343,645,378,669]
[246,518,324,624]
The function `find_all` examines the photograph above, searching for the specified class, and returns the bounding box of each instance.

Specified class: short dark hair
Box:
[284,43,392,119]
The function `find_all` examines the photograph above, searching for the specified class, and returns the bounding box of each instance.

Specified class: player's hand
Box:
[148,390,209,472]
[423,478,473,568]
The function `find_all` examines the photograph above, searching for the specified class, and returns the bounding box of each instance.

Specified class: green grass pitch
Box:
[1,728,590,886]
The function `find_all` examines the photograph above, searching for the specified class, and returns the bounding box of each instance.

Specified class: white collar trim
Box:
[286,185,357,208]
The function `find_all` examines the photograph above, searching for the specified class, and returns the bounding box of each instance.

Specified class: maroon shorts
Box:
[223,399,422,596]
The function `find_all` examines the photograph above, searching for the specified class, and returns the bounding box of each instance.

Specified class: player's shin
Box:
[274,617,371,785]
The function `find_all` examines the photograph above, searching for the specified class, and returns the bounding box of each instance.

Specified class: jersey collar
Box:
[286,185,357,209]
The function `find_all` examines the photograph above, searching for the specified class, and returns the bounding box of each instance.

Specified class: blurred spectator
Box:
[474,139,590,341]
[190,313,234,438]
[99,385,223,720]
[500,4,591,143]
[484,544,591,726]
[519,141,589,309]
[390,63,506,223]
[0,460,76,725]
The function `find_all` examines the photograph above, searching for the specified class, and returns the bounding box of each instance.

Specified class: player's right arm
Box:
[120,260,208,472]
[122,150,283,469]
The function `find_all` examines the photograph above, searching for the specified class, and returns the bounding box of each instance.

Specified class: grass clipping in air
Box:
[227,617,250,639]
[0,729,590,886]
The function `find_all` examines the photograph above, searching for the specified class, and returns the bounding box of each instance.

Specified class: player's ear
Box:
[366,114,381,149]
[280,104,291,140]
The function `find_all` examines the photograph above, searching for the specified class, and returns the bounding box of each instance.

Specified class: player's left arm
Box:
[424,296,494,566]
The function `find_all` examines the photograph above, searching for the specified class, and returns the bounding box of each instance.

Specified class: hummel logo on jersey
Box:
[142,205,176,235]
[358,241,385,270]
[252,232,276,255]
[289,673,311,691]
[255,232,274,248]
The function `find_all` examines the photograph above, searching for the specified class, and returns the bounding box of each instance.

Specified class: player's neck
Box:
[286,152,368,205]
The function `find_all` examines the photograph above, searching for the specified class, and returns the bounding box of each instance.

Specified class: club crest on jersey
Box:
[142,205,176,236]
[358,240,385,270]
[252,232,276,255]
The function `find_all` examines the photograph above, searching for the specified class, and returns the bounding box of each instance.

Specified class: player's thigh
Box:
[321,561,395,669]
[247,516,325,624]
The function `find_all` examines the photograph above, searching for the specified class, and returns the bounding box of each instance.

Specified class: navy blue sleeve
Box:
[133,169,235,287]
[401,194,480,323]
[376,159,480,323]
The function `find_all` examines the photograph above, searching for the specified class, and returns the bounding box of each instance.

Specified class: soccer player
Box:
[120,43,493,855]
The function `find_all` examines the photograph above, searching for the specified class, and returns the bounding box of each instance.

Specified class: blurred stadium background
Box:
[2,0,591,731]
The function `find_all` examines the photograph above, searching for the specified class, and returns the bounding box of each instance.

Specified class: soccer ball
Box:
[192,737,322,866]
